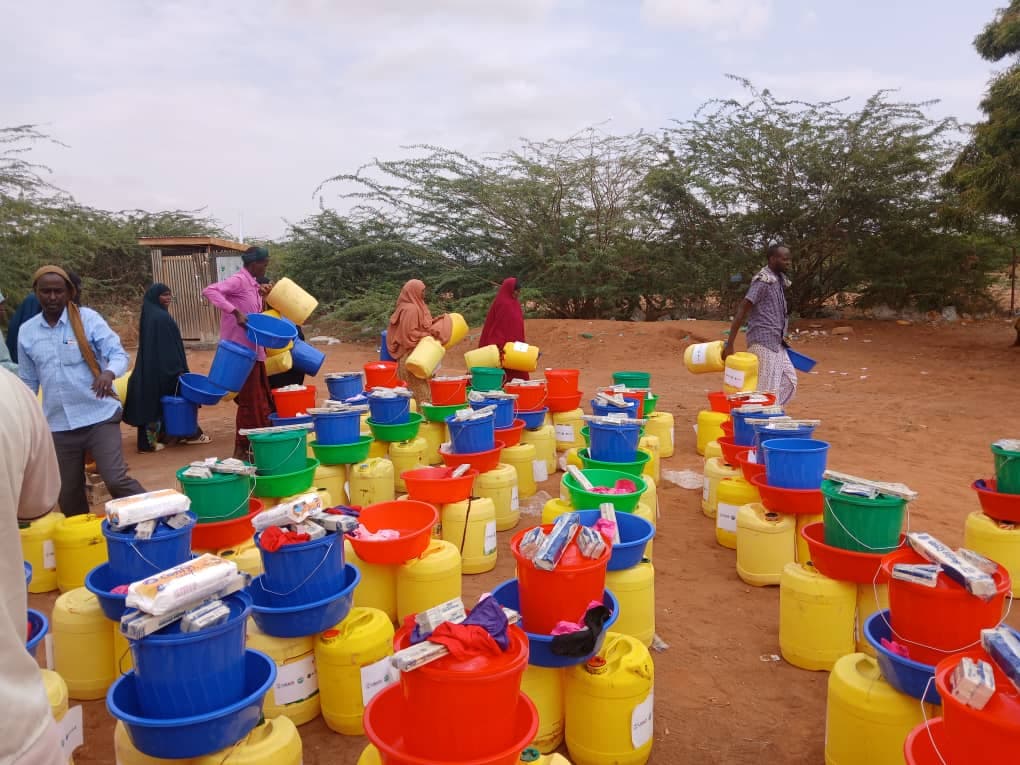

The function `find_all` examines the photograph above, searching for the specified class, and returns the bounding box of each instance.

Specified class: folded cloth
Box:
[112,585,130,595]
[593,518,617,542]
[428,623,502,660]
[408,594,511,654]
[550,600,605,635]
[260,525,312,552]
[550,604,612,657]
[351,525,399,541]
[590,479,639,495]
[880,637,910,658]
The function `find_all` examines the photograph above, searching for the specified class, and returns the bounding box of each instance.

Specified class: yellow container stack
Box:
[637,435,660,483]
[53,514,107,593]
[502,443,538,501]
[395,539,462,622]
[312,464,347,505]
[349,459,395,506]
[521,665,566,753]
[736,504,795,586]
[52,588,115,700]
[21,511,64,593]
[779,562,857,671]
[440,497,498,574]
[388,439,427,492]
[521,424,557,477]
[245,619,320,726]
[604,560,655,647]
[564,633,654,765]
[824,653,935,765]
[417,420,447,466]
[715,478,760,550]
[695,411,729,456]
[192,717,302,764]
[645,411,675,458]
[316,607,395,736]
[344,539,397,624]
[476,464,520,531]
[552,409,586,451]
[964,510,1020,596]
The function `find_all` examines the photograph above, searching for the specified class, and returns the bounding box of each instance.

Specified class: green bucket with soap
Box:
[471,366,505,392]
[821,479,906,553]
[176,468,252,523]
[992,441,1020,495]
[248,429,308,476]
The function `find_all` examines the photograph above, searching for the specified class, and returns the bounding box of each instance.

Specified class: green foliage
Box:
[949,1,1020,224]
[0,125,224,310]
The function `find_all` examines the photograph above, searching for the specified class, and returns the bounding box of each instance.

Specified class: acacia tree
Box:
[950,1,1020,224]
[667,78,999,314]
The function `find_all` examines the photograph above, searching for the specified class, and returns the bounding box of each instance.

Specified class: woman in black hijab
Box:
[124,283,208,452]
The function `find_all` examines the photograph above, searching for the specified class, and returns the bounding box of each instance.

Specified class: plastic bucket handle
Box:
[259,537,339,597]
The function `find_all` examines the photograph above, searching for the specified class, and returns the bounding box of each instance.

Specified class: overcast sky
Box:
[3,0,1008,239]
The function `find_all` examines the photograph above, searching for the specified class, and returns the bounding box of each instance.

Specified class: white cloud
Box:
[641,0,773,40]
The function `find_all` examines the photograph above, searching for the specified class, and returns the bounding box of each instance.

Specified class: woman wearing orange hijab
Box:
[386,280,452,403]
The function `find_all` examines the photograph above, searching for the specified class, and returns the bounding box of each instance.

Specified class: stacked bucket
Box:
[966,439,1020,595]
[489,467,655,764]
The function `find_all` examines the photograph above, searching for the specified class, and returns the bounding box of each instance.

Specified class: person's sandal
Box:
[182,434,212,446]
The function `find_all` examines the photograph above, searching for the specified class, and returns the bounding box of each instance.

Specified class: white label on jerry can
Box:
[554,424,575,443]
[692,344,707,366]
[513,341,529,353]
[361,655,398,706]
[631,690,654,748]
[274,654,318,705]
[702,476,711,502]
[44,634,54,670]
[717,503,739,533]
[484,521,498,555]
[724,367,746,389]
[58,705,84,758]
[532,459,548,483]
[511,485,520,511]
[43,540,56,570]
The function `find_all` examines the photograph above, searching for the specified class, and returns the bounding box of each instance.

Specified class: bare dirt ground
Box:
[29,316,1020,764]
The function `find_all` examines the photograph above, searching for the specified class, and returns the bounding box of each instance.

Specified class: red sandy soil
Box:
[28,317,1020,764]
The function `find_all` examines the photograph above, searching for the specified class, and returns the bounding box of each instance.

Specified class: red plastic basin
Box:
[439,441,505,473]
[972,478,1020,523]
[389,622,532,761]
[365,685,538,765]
[800,522,904,583]
[346,500,437,565]
[903,718,948,765]
[364,361,399,389]
[750,473,823,516]
[495,419,525,448]
[402,467,478,505]
[428,377,469,406]
[508,382,547,412]
[721,421,733,438]
[545,369,580,397]
[272,385,317,418]
[716,437,745,467]
[881,548,1012,666]
[191,500,263,551]
[935,650,1020,765]
[709,390,777,413]
[736,449,766,483]
[545,390,583,413]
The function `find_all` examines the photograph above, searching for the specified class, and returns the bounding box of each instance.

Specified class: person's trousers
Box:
[52,414,145,516]
[235,361,274,455]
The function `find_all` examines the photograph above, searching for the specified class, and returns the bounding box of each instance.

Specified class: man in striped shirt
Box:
[723,242,798,405]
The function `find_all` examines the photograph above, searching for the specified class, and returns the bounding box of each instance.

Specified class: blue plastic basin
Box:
[249,563,360,638]
[107,649,275,760]
[573,509,655,571]
[179,373,228,406]
[26,609,48,658]
[787,348,817,372]
[84,563,130,621]
[245,314,297,350]
[516,407,549,431]
[489,579,619,668]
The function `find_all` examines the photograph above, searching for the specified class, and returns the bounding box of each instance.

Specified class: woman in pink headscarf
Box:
[387,279,451,403]
[479,277,528,381]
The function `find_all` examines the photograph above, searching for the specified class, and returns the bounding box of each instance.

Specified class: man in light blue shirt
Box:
[18,266,144,516]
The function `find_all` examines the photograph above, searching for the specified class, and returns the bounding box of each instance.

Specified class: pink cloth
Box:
[593,519,617,541]
[590,479,639,495]
[550,600,605,635]
[352,525,400,541]
[880,637,910,658]
[202,268,266,361]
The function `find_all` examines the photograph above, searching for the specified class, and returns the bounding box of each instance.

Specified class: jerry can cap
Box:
[585,656,608,674]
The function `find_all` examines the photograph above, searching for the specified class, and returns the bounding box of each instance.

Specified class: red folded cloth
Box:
[260,526,311,552]
[428,622,502,660]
